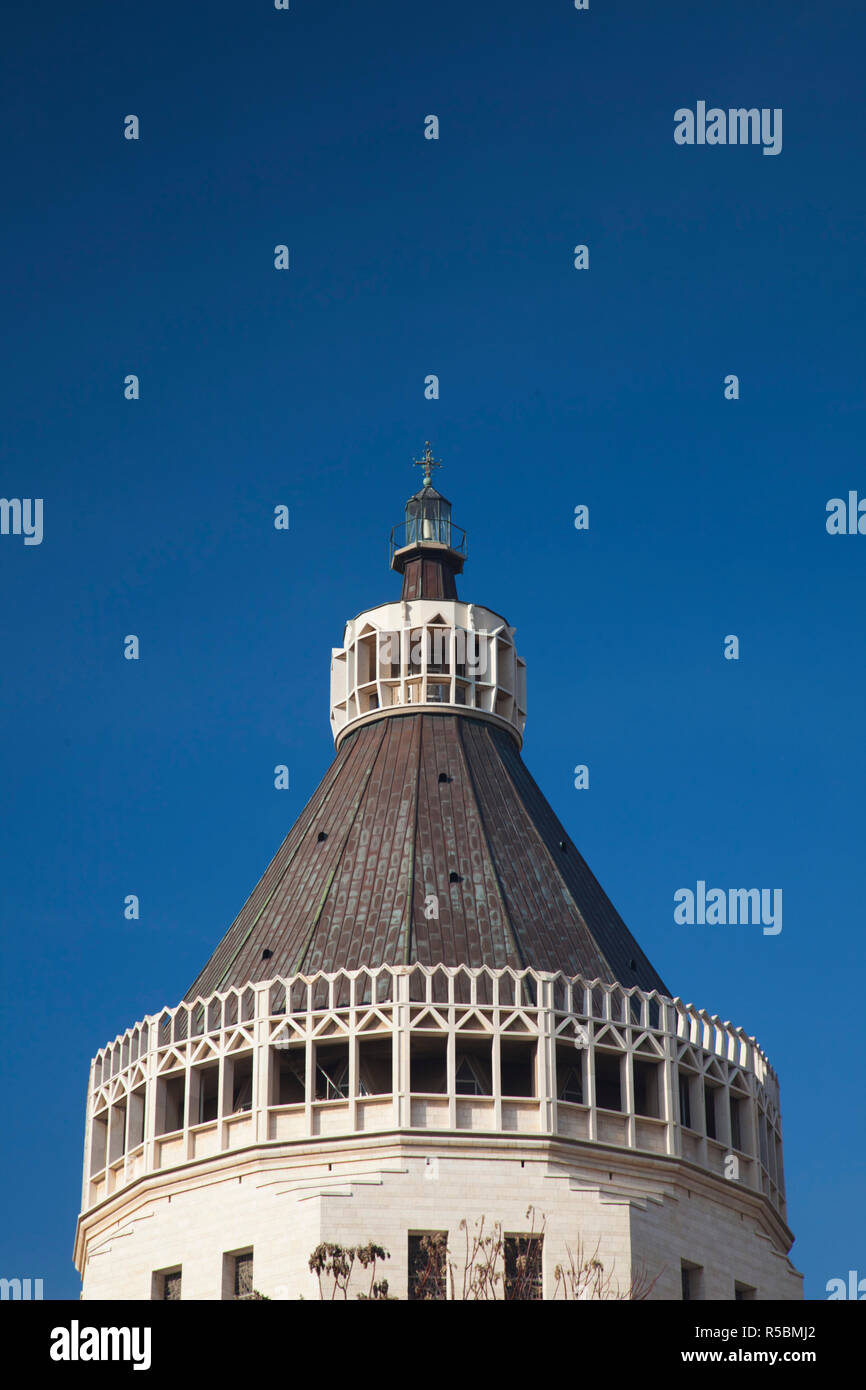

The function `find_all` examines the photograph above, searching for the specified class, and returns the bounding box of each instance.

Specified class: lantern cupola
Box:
[389,442,467,601]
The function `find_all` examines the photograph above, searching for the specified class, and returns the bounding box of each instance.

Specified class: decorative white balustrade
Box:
[329,600,527,745]
[83,965,787,1220]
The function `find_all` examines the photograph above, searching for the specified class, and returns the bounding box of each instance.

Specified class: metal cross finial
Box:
[413,441,441,488]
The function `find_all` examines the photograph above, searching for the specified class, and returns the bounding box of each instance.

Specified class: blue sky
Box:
[1,0,863,1299]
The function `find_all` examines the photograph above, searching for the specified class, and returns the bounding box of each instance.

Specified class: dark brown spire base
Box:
[391,542,464,601]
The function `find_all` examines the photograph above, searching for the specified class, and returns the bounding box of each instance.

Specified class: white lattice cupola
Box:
[329,448,526,746]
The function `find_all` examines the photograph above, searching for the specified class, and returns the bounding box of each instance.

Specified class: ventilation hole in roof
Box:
[438,772,450,784]
[558,840,567,851]
[317,831,328,842]
[262,949,273,961]
[449,872,462,884]
[629,958,637,971]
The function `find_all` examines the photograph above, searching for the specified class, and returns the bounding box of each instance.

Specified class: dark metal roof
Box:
[407,481,451,505]
[398,554,460,601]
[184,712,669,999]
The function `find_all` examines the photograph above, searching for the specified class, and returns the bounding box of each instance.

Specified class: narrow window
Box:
[704,1084,717,1140]
[758,1115,769,1169]
[504,1235,543,1301]
[408,1232,447,1300]
[410,1038,447,1094]
[730,1095,743,1150]
[633,1058,660,1118]
[678,1072,692,1130]
[556,1046,584,1105]
[274,1048,305,1105]
[358,1038,393,1096]
[595,1052,622,1111]
[681,1261,703,1301]
[108,1101,127,1163]
[230,1055,253,1113]
[427,628,450,675]
[767,1121,778,1184]
[152,1267,182,1300]
[234,1253,254,1300]
[222,1249,254,1300]
[500,1041,536,1098]
[455,635,467,680]
[197,1063,219,1123]
[455,1058,482,1095]
[315,1044,350,1100]
[454,1048,491,1096]
[90,1112,108,1175]
[156,1072,186,1136]
[127,1085,145,1149]
[734,1281,757,1301]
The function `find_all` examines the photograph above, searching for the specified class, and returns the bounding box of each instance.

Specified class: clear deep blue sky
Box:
[1,0,863,1300]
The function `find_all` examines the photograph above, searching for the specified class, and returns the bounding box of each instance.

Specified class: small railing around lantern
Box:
[389,520,467,564]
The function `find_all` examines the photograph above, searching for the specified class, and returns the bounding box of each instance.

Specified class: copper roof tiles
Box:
[184,712,669,1000]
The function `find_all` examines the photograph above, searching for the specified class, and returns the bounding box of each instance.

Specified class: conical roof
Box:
[410,481,449,503]
[185,711,669,1000]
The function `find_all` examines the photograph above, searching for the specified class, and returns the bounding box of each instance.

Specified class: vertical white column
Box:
[254,982,271,1145]
[143,1016,159,1174]
[182,1021,194,1161]
[218,1017,231,1153]
[623,1046,636,1149]
[586,1019,598,1144]
[304,985,314,1136]
[538,975,555,1135]
[664,1001,680,1158]
[348,984,359,1132]
[396,968,411,1128]
[446,972,457,1129]
[492,1027,502,1131]
[81,1060,95,1211]
[696,1075,709,1171]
